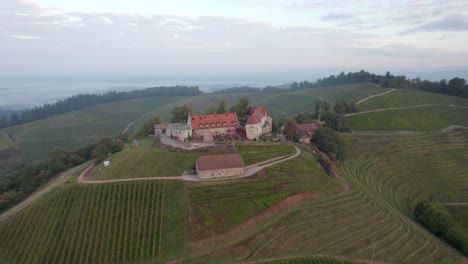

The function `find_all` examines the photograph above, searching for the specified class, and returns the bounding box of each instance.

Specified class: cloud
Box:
[401,14,468,34]
[10,34,40,40]
[321,12,361,26]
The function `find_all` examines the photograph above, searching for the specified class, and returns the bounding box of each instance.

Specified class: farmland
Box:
[237,143,296,165]
[347,89,468,131]
[187,152,344,242]
[0,180,187,264]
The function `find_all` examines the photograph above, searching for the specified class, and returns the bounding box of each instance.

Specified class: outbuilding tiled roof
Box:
[196,154,244,171]
[190,113,239,130]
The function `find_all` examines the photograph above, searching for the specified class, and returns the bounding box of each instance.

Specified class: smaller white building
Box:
[103,160,110,167]
[166,122,192,141]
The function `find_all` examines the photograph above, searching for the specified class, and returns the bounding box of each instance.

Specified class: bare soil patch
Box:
[192,192,321,246]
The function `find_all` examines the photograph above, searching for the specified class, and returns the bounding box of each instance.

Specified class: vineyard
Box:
[0,181,187,264]
[186,153,345,253]
[237,144,296,165]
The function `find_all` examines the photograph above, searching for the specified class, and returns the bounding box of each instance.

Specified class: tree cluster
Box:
[315,100,355,132]
[0,86,201,129]
[414,201,467,256]
[229,96,250,118]
[312,127,346,160]
[136,115,162,138]
[289,70,468,98]
[0,135,125,212]
[171,104,193,122]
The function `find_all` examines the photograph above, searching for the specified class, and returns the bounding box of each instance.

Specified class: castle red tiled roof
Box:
[190,113,239,130]
[196,154,244,171]
[246,106,268,125]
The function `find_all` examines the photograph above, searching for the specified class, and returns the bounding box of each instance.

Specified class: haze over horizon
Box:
[2,0,468,108]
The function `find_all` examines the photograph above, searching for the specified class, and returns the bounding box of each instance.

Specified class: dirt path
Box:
[355,88,396,105]
[346,103,468,117]
[0,163,89,223]
[242,145,301,177]
[190,192,321,256]
[77,144,301,184]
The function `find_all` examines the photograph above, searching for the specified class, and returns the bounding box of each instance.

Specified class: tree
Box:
[216,98,228,114]
[229,96,250,118]
[205,105,216,115]
[136,115,162,138]
[171,104,192,122]
[282,118,297,140]
[312,127,345,160]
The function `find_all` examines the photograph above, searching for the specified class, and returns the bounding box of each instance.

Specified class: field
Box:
[90,139,235,180]
[186,152,344,246]
[0,180,187,264]
[0,82,394,166]
[347,89,468,131]
[237,143,296,165]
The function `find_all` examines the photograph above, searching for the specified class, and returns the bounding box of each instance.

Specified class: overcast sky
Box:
[2,0,468,82]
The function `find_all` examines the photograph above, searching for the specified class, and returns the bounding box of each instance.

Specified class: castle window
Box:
[217,122,220,126]
[199,124,203,128]
[211,123,215,127]
[223,122,226,125]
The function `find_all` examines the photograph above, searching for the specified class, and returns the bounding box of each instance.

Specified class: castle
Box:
[156,106,272,142]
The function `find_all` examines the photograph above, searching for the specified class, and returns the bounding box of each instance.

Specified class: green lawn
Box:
[90,139,235,180]
[347,105,463,131]
[357,89,455,111]
[237,144,296,165]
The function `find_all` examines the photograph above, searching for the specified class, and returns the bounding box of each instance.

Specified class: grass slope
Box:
[347,89,468,131]
[90,139,235,180]
[237,144,296,165]
[0,180,187,264]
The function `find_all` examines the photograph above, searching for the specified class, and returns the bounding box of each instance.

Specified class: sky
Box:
[2,0,468,84]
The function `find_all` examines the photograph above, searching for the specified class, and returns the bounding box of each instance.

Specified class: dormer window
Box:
[211,123,215,127]
[217,122,220,126]
[199,124,203,128]
[223,122,226,125]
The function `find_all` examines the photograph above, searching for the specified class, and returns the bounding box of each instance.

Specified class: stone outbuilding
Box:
[296,123,318,144]
[196,153,245,180]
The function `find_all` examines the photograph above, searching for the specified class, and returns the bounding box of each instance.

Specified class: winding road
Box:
[77,144,301,184]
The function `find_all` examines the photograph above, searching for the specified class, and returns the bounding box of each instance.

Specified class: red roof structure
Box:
[196,154,244,171]
[297,124,318,137]
[246,106,269,125]
[190,113,239,130]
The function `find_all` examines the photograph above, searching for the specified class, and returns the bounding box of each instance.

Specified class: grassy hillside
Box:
[0,180,187,264]
[347,89,468,131]
[90,139,235,180]
[237,143,296,165]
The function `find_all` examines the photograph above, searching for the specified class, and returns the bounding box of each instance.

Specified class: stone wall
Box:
[193,127,237,142]
[159,134,214,150]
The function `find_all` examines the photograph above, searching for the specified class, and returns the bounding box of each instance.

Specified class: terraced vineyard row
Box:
[237,144,296,165]
[187,153,344,241]
[0,181,187,264]
[342,129,467,215]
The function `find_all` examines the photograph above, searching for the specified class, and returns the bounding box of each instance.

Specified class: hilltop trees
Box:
[230,96,250,118]
[216,99,228,114]
[289,70,468,98]
[171,104,192,122]
[136,115,162,138]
